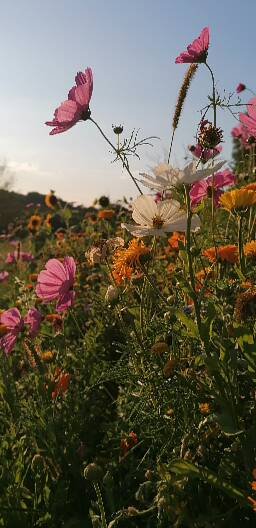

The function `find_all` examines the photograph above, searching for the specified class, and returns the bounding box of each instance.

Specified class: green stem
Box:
[93,483,107,528]
[238,215,245,274]
[89,117,143,195]
[184,185,203,338]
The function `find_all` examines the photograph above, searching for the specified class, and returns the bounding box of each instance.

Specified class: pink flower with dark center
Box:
[46,68,93,135]
[189,144,222,163]
[36,257,76,312]
[0,271,9,282]
[0,308,24,355]
[175,27,210,64]
[6,251,34,264]
[240,97,256,136]
[236,83,246,94]
[24,308,43,338]
[190,169,235,208]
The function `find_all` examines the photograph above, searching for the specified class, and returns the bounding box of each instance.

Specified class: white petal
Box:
[132,195,157,226]
[121,223,156,237]
[157,199,181,220]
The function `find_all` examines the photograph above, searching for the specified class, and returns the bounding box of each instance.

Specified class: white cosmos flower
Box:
[139,160,226,192]
[121,195,200,237]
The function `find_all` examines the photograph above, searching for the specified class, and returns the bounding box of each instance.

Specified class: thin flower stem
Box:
[167,129,175,164]
[184,185,203,339]
[205,62,217,245]
[93,483,108,528]
[89,117,143,195]
[140,266,169,306]
[238,216,245,274]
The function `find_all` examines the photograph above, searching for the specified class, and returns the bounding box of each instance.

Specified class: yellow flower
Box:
[41,351,55,362]
[28,215,42,233]
[244,241,256,259]
[219,188,256,212]
[45,191,58,209]
[45,213,53,228]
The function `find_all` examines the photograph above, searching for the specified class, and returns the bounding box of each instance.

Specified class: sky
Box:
[0,0,255,205]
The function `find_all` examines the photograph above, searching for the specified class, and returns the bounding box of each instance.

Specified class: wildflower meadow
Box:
[1,26,256,527]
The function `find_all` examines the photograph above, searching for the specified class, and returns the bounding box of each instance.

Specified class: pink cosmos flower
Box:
[236,83,246,94]
[46,68,93,135]
[24,308,43,338]
[231,124,252,147]
[175,27,210,64]
[0,308,24,355]
[36,257,76,312]
[190,169,235,208]
[189,144,222,163]
[6,251,34,264]
[240,97,256,136]
[0,271,9,282]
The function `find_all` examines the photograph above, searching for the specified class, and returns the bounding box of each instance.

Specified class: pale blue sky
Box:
[0,0,255,204]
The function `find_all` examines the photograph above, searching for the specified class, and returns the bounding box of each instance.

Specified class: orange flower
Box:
[199,403,211,415]
[248,496,256,511]
[244,241,256,259]
[98,209,115,220]
[45,191,58,209]
[28,215,42,233]
[251,481,256,491]
[203,245,239,264]
[168,232,186,251]
[112,239,150,285]
[245,182,256,192]
[51,370,71,400]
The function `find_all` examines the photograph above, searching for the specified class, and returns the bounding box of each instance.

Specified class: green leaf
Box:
[175,310,199,339]
[168,459,247,504]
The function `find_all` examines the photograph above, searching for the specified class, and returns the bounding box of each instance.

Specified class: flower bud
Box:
[105,285,119,303]
[84,463,104,482]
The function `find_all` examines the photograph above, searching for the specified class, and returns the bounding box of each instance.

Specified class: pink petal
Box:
[56,100,80,124]
[56,291,75,313]
[0,333,17,355]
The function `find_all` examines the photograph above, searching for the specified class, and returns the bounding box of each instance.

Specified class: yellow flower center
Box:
[152,215,164,229]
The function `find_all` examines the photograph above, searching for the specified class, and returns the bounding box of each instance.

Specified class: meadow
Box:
[1,27,256,527]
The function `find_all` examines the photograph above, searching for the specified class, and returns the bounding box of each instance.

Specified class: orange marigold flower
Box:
[168,232,186,251]
[112,239,150,285]
[244,241,256,259]
[199,402,211,415]
[45,191,58,209]
[51,370,71,400]
[219,188,256,212]
[98,209,115,220]
[203,245,239,264]
[251,481,256,491]
[28,215,42,233]
[245,182,256,192]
